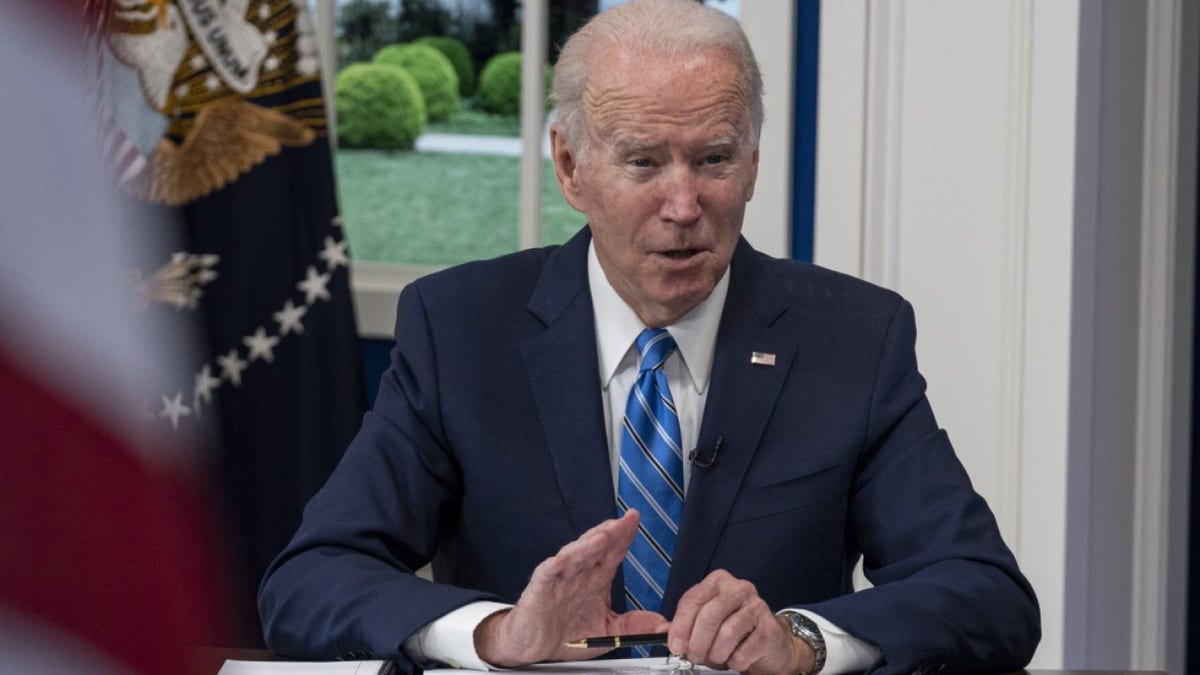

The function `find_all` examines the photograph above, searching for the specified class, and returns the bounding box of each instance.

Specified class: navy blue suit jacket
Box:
[259,228,1040,674]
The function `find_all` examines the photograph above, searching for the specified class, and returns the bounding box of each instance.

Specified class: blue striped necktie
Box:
[618,328,684,625]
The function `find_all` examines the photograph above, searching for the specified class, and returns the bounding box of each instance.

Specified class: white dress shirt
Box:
[404,242,878,673]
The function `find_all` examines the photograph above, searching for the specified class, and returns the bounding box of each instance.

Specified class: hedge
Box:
[336,62,427,149]
[374,43,460,122]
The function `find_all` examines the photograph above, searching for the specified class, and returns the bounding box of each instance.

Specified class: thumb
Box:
[611,609,669,635]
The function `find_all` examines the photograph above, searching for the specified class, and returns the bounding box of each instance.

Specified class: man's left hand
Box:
[667,569,814,675]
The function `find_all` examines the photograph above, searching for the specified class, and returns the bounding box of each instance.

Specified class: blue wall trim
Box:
[791,0,820,263]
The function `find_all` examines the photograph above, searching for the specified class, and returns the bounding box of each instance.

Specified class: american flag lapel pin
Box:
[750,351,776,367]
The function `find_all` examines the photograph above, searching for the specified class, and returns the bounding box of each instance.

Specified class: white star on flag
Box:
[298,265,331,304]
[319,236,349,271]
[244,326,281,363]
[217,349,249,386]
[185,287,203,310]
[273,299,308,335]
[194,364,222,409]
[159,392,192,430]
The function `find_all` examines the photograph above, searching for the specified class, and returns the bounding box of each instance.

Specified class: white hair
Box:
[551,0,764,158]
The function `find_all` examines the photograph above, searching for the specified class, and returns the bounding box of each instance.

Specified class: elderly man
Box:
[259,1,1040,673]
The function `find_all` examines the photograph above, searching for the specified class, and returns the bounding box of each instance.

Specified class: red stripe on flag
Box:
[0,348,232,674]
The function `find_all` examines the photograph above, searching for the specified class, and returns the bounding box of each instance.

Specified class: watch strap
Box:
[777,609,827,675]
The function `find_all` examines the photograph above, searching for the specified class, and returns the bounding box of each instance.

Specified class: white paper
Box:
[219,660,390,675]
[427,657,734,674]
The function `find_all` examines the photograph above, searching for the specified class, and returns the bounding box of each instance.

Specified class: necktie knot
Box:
[636,328,676,374]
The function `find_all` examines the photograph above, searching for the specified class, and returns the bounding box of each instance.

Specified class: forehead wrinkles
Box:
[583,80,751,140]
[581,48,752,141]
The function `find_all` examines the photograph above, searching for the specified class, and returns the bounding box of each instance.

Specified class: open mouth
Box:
[660,249,702,260]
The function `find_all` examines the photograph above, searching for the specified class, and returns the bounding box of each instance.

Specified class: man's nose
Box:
[658,167,702,224]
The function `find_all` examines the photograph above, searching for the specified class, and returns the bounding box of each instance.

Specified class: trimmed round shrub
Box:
[416,35,476,97]
[478,52,522,117]
[373,43,459,122]
[335,63,426,150]
[477,51,554,117]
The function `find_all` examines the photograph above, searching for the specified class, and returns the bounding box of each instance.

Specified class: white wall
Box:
[815,1,1195,672]
[738,1,794,258]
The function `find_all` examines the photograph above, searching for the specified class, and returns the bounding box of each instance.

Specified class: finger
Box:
[530,514,639,599]
[598,509,639,550]
[694,579,761,661]
[666,570,726,655]
[555,516,628,571]
[609,609,669,636]
[703,600,765,667]
[673,571,763,664]
[599,510,640,567]
[575,511,639,560]
[727,611,805,675]
[584,514,642,576]
[722,616,782,673]
[525,538,604,595]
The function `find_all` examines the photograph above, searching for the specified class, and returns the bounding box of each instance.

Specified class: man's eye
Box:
[703,154,728,165]
[629,158,652,168]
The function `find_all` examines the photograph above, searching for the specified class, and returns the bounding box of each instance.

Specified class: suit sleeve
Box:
[258,282,499,673]
[802,300,1040,674]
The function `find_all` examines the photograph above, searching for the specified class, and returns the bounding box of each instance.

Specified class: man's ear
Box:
[550,125,587,212]
[744,147,759,202]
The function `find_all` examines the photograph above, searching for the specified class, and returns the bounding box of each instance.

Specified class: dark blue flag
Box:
[93,0,367,642]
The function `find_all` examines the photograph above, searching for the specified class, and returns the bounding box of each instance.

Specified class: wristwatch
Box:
[777,609,827,675]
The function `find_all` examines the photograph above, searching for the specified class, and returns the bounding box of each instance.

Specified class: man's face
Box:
[551,46,759,328]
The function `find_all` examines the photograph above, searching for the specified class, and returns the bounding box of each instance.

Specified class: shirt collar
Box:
[589,240,729,395]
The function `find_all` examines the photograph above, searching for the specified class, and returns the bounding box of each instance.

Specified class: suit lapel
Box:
[662,240,794,614]
[518,230,617,537]
[518,234,796,615]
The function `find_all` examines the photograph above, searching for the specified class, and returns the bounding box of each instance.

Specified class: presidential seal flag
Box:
[88,0,367,640]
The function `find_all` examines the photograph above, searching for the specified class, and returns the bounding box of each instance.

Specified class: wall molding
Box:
[813,0,867,276]
[739,0,796,259]
[860,0,905,289]
[818,2,1084,667]
[1131,0,1188,669]
[996,0,1035,543]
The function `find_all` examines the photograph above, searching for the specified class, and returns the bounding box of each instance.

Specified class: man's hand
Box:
[667,569,814,675]
[474,510,667,667]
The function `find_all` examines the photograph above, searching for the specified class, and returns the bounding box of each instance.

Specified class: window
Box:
[312,0,793,338]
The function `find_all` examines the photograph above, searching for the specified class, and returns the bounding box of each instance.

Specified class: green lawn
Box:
[427,107,522,136]
[335,149,585,266]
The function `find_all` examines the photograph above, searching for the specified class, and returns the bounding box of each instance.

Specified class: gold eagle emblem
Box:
[95,0,327,206]
[126,98,315,206]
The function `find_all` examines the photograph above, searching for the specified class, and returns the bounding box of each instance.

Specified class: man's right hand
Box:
[473,510,668,667]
